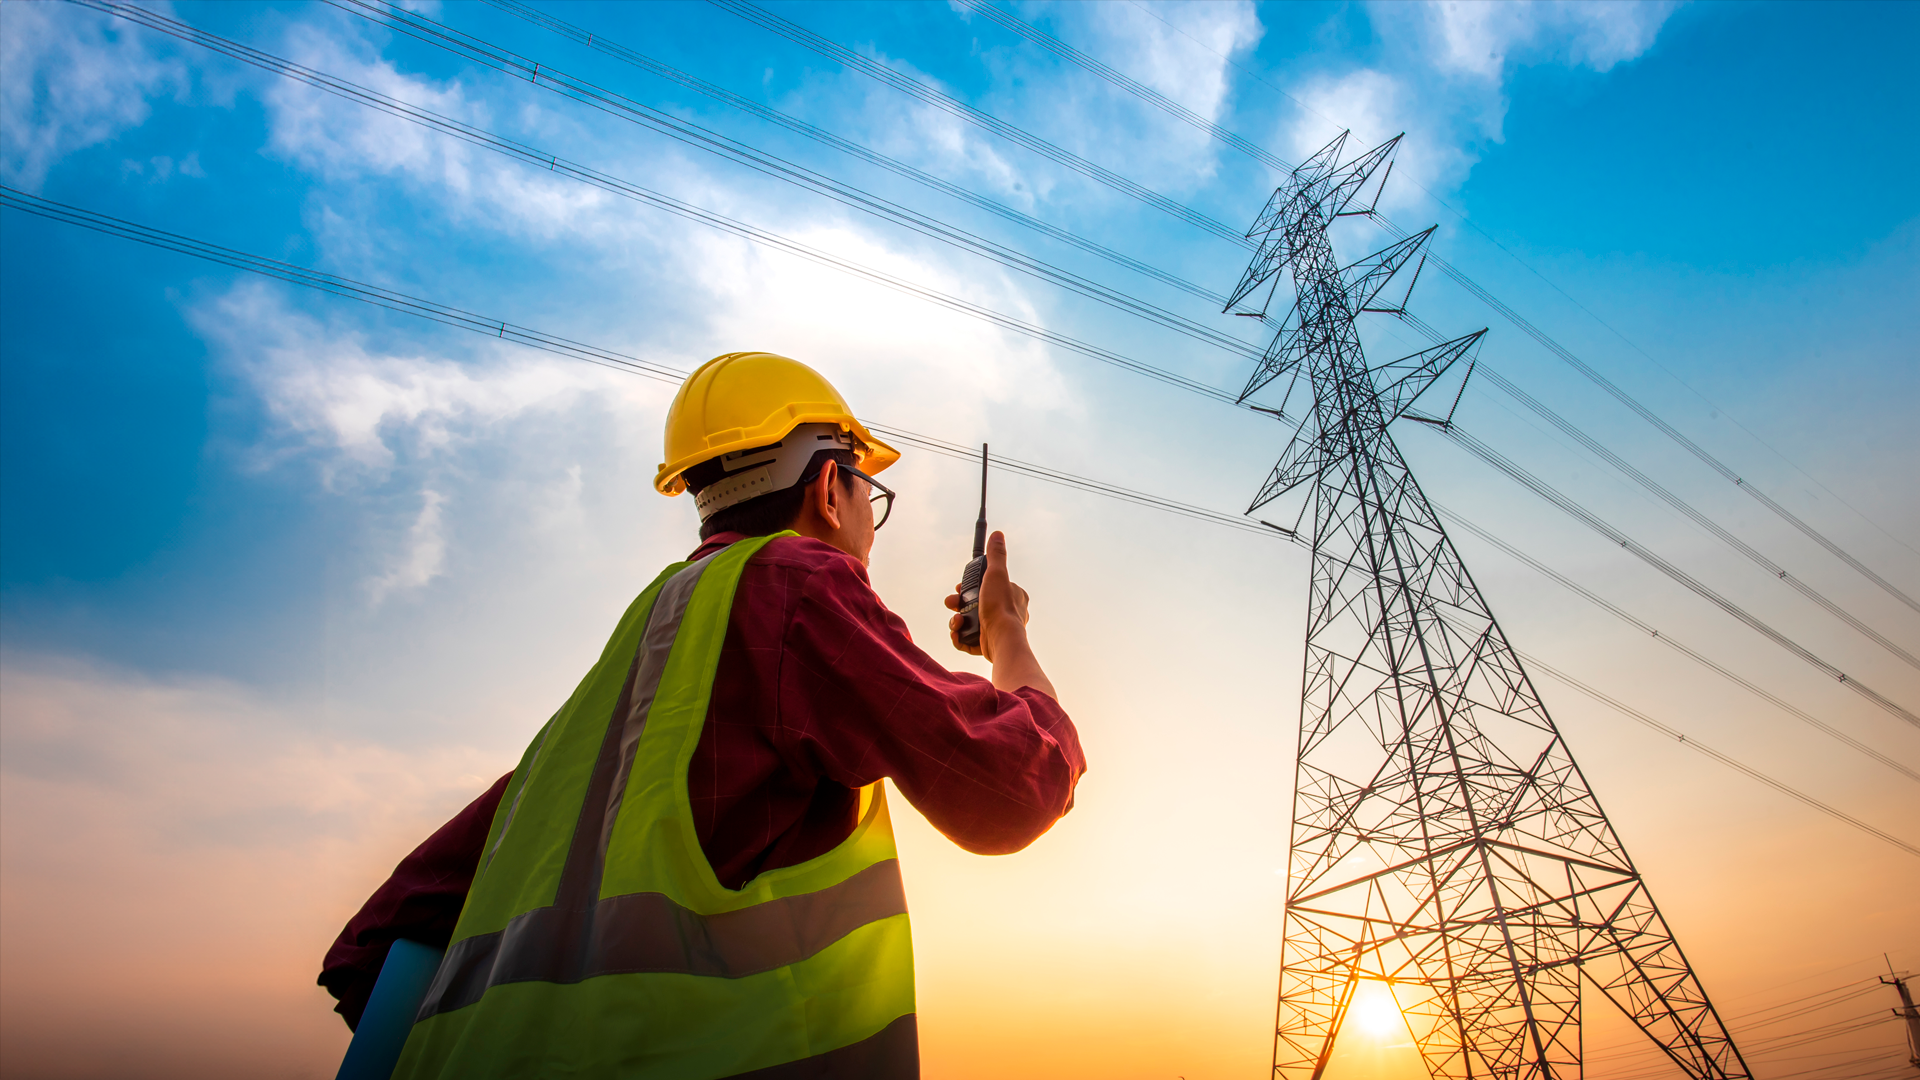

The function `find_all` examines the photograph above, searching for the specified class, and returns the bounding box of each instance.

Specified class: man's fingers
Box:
[944,593,963,612]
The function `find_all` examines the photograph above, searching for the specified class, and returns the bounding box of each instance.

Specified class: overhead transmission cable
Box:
[1436,506,1918,784]
[480,0,1231,308]
[1589,977,1902,1078]
[77,0,1920,731]
[951,0,1290,173]
[954,0,1920,614]
[470,0,1915,670]
[0,189,1266,541]
[1515,653,1919,857]
[1372,210,1920,615]
[1593,978,1885,1060]
[704,0,1254,249]
[8,184,1912,861]
[1434,423,1919,729]
[1392,308,1917,671]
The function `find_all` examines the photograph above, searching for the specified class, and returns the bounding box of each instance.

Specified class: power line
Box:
[1591,978,1886,1060]
[0,189,688,385]
[482,0,1233,309]
[0,188,1261,543]
[950,0,1289,174]
[859,426,1281,540]
[1432,422,1920,729]
[1369,212,1920,616]
[1390,310,1918,672]
[9,187,1910,863]
[1589,963,1916,1073]
[705,0,1256,249]
[1599,1013,1900,1080]
[1731,979,1888,1024]
[1733,986,1890,1031]
[1437,507,1920,785]
[1518,655,1919,857]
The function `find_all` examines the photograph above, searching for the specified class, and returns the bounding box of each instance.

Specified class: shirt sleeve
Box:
[317,771,512,1031]
[771,550,1086,856]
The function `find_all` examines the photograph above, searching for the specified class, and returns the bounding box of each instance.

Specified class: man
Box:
[320,351,1085,1078]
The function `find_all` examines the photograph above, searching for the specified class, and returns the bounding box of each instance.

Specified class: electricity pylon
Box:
[1229,132,1750,1080]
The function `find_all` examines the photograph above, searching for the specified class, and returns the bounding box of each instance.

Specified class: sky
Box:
[1,1,1917,1078]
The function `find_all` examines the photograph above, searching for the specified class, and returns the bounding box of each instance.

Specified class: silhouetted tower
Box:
[1226,132,1750,1080]
[1883,967,1920,1071]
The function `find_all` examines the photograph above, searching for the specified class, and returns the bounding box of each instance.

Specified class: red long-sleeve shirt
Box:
[320,533,1084,1028]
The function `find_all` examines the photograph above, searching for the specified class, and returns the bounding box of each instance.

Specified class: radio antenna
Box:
[972,444,989,558]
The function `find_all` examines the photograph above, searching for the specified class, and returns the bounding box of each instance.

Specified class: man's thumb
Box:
[986,530,1008,574]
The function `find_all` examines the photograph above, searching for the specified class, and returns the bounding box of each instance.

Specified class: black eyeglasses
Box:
[801,461,895,528]
[839,464,896,529]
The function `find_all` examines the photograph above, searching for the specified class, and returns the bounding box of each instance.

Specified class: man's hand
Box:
[946,530,1027,660]
[946,531,1057,700]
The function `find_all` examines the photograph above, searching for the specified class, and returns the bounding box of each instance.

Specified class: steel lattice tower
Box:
[1227,132,1751,1080]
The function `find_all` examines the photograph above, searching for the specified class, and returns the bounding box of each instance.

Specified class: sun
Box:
[1350,981,1406,1039]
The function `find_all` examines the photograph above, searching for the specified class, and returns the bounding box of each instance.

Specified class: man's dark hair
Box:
[686,447,858,541]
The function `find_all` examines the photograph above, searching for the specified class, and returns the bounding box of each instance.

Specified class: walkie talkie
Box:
[956,444,989,648]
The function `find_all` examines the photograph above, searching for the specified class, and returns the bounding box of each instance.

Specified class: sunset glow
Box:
[1350,982,1407,1041]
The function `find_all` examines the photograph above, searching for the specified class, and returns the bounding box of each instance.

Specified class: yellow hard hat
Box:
[655,351,899,497]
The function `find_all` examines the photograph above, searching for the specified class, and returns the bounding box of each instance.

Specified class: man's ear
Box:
[815,459,842,530]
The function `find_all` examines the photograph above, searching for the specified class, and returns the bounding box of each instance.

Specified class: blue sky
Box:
[2,2,1917,1077]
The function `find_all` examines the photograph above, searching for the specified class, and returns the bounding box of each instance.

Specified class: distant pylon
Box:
[1229,131,1750,1080]
[1883,962,1920,1070]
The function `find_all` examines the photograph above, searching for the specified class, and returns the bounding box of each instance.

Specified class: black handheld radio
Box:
[956,444,989,648]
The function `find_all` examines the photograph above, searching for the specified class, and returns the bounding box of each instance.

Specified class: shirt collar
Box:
[689,532,746,562]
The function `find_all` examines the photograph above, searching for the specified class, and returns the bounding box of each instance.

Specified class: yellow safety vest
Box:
[392,534,917,1078]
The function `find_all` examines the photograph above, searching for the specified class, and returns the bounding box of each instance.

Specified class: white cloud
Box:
[1278,1,1677,212]
[192,283,621,484]
[368,488,448,603]
[262,18,616,241]
[935,0,1262,195]
[187,282,652,601]
[821,53,1045,210]
[0,1,188,189]
[1085,0,1263,127]
[1420,0,1676,80]
[264,22,477,187]
[1286,69,1465,211]
[685,220,1071,417]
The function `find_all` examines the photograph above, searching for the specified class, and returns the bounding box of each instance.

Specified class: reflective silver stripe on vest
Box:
[416,550,907,1021]
[716,1012,918,1079]
[599,554,714,871]
[418,858,907,1018]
